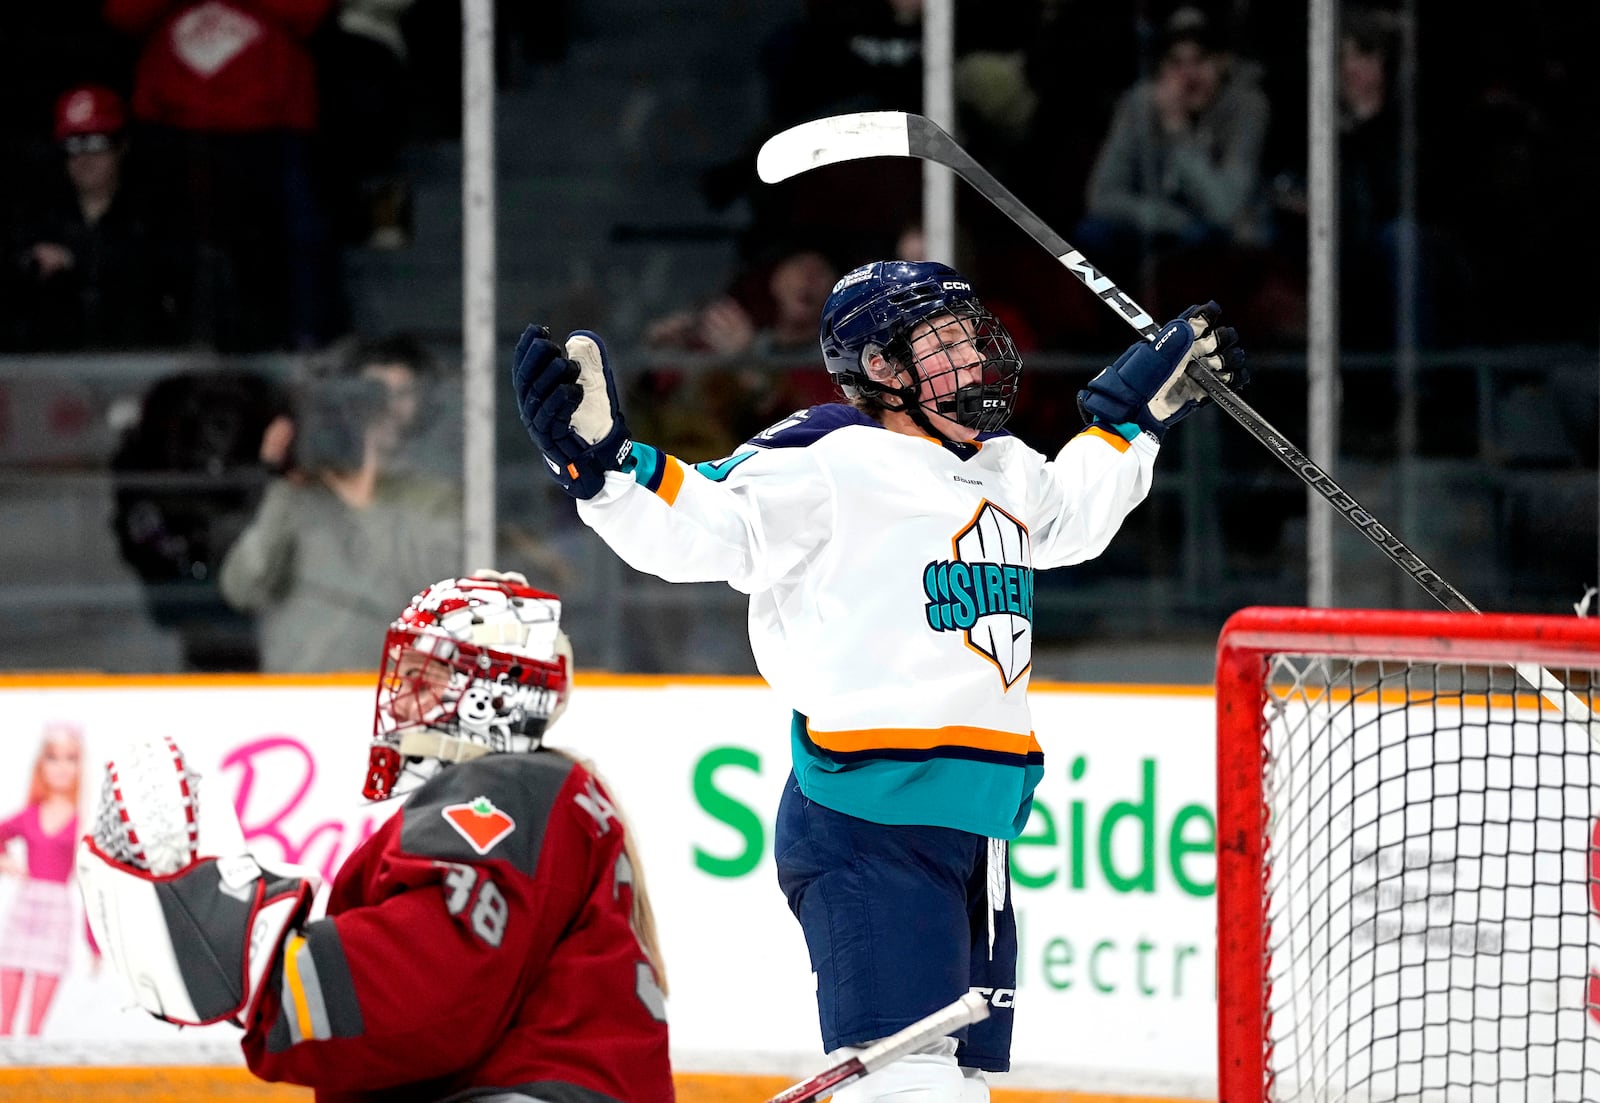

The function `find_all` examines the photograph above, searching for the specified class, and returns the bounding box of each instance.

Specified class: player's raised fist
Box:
[1181,302,1247,389]
[511,325,634,500]
[1076,301,1248,441]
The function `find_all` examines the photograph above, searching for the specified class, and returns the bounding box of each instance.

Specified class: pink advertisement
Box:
[0,720,91,1038]
[0,679,392,1056]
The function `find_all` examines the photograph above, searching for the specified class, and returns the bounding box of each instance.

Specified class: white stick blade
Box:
[757,112,912,183]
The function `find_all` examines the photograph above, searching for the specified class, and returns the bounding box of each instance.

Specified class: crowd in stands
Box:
[0,0,478,353]
[0,0,1594,672]
[108,331,466,671]
[1,1,1586,357]
[686,0,1594,358]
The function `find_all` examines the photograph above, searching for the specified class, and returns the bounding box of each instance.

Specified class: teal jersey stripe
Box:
[1084,418,1144,442]
[789,714,1043,840]
[621,442,664,492]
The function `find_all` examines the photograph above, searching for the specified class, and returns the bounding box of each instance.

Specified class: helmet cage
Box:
[364,579,570,800]
[819,261,1023,433]
[878,300,1023,433]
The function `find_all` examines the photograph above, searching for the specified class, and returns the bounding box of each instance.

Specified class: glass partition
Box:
[1,2,1592,678]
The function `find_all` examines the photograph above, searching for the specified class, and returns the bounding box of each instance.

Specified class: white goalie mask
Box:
[364,575,573,800]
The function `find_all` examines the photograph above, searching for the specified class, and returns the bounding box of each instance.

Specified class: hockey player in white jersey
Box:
[511,260,1245,1103]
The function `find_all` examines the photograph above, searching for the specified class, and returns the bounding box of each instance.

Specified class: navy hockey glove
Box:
[512,325,634,499]
[1076,302,1247,441]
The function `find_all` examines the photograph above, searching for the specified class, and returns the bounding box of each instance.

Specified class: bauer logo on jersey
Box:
[441,796,516,855]
[923,500,1033,688]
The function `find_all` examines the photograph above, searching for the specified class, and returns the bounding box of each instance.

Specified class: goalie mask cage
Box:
[1215,607,1600,1103]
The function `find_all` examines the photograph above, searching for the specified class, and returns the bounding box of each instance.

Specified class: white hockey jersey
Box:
[577,403,1157,839]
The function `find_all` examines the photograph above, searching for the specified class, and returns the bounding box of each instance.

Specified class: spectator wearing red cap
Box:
[0,83,190,350]
[103,0,342,351]
[54,84,127,145]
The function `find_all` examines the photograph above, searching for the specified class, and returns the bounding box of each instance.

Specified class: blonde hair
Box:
[545,747,668,996]
[27,722,84,806]
[464,573,664,985]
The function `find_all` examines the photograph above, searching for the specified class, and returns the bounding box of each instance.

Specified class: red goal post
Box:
[1215,607,1600,1103]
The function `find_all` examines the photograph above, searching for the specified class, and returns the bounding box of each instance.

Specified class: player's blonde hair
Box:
[466,572,667,991]
[545,747,669,996]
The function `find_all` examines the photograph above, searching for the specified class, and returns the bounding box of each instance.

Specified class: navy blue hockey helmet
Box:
[818,260,1022,433]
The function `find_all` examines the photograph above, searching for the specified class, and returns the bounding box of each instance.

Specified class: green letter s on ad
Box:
[693,746,765,877]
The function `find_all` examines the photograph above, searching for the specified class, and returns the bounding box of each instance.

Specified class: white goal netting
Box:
[1249,654,1600,1103]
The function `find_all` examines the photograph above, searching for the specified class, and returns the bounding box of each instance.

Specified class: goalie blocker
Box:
[76,840,318,1027]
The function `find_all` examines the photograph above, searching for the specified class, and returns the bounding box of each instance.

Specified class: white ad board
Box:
[0,677,1217,1100]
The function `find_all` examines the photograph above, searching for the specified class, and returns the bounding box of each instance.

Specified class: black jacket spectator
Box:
[0,85,188,350]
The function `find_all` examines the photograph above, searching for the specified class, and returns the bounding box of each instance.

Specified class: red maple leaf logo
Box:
[442,797,516,855]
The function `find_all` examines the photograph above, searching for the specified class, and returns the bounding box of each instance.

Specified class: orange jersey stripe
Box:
[282,935,315,1041]
[657,455,687,505]
[806,719,1041,757]
[1083,424,1133,452]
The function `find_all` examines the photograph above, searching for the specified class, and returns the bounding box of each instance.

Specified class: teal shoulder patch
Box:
[694,450,757,482]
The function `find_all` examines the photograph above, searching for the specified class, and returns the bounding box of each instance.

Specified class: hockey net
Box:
[1215,607,1600,1103]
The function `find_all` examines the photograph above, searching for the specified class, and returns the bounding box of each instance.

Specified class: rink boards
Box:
[0,672,1223,1102]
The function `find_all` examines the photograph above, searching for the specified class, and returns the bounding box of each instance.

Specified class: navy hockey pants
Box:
[773,772,1017,1072]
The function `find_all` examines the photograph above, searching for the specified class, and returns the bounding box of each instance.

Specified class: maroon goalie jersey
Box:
[241,750,673,1103]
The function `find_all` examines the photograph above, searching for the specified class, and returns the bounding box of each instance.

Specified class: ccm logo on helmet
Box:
[971,986,1016,1008]
[941,281,971,291]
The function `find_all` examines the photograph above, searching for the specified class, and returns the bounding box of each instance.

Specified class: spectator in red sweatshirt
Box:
[103,0,343,351]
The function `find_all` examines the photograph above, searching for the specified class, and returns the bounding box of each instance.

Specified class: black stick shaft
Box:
[1186,362,1479,613]
[904,116,1479,614]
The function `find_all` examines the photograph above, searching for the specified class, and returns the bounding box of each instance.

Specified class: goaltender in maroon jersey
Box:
[77,573,672,1103]
[242,750,671,1103]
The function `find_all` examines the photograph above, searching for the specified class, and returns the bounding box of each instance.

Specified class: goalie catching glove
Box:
[512,325,634,499]
[1077,302,1247,441]
[78,844,317,1027]
[76,733,320,1028]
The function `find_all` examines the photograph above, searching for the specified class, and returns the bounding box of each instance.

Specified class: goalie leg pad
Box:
[77,839,315,1027]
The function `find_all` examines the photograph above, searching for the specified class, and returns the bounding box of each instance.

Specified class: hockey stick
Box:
[761,992,990,1103]
[757,110,1593,725]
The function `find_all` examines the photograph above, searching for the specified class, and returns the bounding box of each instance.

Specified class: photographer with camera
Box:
[218,334,463,672]
[110,367,288,671]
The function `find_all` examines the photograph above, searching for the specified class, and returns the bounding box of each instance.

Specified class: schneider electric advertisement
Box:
[0,678,1217,1100]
